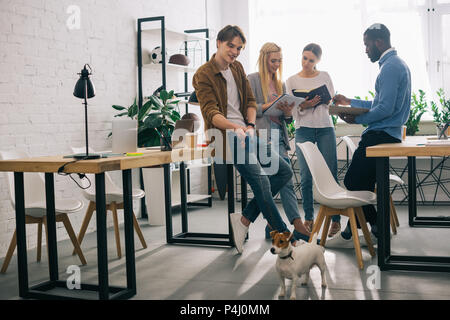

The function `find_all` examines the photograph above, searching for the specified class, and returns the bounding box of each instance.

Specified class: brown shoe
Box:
[328,221,341,238]
[304,220,314,233]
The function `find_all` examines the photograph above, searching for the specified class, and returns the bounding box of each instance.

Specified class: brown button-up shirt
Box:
[192,54,257,134]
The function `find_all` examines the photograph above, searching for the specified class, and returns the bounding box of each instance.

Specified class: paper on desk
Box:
[424,139,450,146]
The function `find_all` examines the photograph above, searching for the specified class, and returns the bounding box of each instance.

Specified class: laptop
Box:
[112,119,138,154]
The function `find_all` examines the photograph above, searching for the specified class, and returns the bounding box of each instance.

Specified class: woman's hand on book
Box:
[277,100,294,117]
[299,95,321,110]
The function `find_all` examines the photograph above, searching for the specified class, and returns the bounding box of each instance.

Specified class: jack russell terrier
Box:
[270,231,327,300]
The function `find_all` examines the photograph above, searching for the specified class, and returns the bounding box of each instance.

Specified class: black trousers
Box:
[344,130,401,227]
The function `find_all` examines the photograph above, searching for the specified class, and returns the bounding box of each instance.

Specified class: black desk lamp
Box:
[71,64,100,159]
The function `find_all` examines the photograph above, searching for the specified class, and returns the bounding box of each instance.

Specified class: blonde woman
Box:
[248,42,311,242]
[286,43,341,237]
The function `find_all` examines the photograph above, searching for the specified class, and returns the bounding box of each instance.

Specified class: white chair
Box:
[0,150,86,273]
[341,136,401,234]
[70,147,147,259]
[297,142,376,269]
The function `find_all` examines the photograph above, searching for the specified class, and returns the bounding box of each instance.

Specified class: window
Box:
[249,0,449,118]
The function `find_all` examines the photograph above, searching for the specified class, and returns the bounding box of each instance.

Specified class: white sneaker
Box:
[325,231,355,249]
[230,213,248,254]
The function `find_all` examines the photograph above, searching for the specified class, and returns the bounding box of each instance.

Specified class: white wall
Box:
[219,0,250,72]
[0,0,221,258]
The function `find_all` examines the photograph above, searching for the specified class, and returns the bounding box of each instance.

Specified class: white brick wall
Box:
[0,0,220,258]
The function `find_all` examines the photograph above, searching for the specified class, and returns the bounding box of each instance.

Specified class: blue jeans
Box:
[295,127,340,223]
[270,122,302,225]
[225,132,291,233]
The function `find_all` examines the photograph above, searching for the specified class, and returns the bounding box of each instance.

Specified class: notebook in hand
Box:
[292,85,332,108]
[262,94,305,117]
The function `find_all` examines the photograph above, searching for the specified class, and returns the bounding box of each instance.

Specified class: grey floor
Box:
[1,200,450,300]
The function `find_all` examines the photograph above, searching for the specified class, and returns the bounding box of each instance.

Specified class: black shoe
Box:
[293,230,320,244]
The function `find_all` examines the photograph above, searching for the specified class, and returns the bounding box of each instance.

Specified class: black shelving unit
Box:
[136,16,211,219]
[137,16,209,113]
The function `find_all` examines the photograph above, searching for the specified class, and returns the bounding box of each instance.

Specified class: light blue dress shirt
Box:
[351,49,411,141]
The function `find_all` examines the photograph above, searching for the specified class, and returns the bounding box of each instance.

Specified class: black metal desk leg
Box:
[44,173,58,282]
[180,162,188,233]
[207,164,212,207]
[14,172,28,298]
[227,164,235,246]
[164,164,174,243]
[376,157,391,270]
[407,157,417,226]
[95,173,109,300]
[227,164,235,214]
[122,169,136,293]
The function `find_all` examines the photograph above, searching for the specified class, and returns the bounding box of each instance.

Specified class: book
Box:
[292,85,332,108]
[262,94,305,117]
[329,106,369,115]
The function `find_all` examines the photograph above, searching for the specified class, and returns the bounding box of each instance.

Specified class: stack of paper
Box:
[424,139,450,146]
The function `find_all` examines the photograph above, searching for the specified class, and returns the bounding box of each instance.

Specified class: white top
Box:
[285,71,334,129]
[221,68,246,127]
[380,47,395,61]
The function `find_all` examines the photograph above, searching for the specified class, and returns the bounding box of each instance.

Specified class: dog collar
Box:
[280,250,294,260]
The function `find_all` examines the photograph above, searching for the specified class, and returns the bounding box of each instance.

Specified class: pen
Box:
[330,91,338,106]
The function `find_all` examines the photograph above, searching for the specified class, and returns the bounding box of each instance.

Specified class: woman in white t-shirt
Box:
[285,43,341,237]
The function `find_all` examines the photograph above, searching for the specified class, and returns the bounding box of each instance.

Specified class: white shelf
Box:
[143,62,196,73]
[141,28,209,42]
[172,194,211,207]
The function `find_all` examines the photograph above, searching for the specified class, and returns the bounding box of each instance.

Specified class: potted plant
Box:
[110,89,181,149]
[431,88,450,139]
[144,89,181,151]
[406,89,428,136]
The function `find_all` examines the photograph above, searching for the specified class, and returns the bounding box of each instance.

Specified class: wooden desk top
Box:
[366,136,450,157]
[0,148,212,174]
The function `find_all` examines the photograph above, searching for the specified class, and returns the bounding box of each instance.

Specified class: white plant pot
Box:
[142,166,181,226]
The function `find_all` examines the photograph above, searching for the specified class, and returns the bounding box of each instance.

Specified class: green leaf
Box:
[145,113,163,128]
[159,90,168,102]
[128,103,138,118]
[149,95,164,110]
[114,112,129,117]
[138,100,152,121]
[112,105,126,111]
